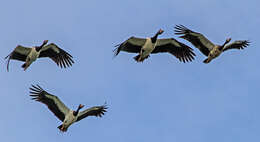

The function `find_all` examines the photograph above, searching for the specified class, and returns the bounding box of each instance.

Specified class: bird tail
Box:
[133,55,140,62]
[57,125,63,130]
[21,63,26,68]
[57,124,67,132]
[21,63,30,71]
[133,55,149,62]
[203,58,211,64]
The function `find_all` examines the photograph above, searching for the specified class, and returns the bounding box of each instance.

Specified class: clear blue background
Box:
[0,0,259,142]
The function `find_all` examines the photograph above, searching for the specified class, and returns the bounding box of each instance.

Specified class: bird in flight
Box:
[29,84,107,132]
[5,40,74,71]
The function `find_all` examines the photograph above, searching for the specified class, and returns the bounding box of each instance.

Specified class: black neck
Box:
[73,111,79,116]
[151,32,160,43]
[73,106,81,116]
[220,41,229,50]
[35,41,47,52]
[35,46,43,52]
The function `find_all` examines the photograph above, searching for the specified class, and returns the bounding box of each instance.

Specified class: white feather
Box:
[141,38,156,58]
[62,110,78,129]
[26,47,40,64]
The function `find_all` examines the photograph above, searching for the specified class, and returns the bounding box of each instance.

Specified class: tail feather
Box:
[21,63,26,68]
[57,124,68,132]
[133,55,140,62]
[57,125,62,130]
[21,62,30,71]
[133,55,150,62]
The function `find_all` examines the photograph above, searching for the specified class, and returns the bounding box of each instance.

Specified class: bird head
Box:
[35,40,49,52]
[157,29,164,35]
[222,38,231,47]
[226,38,231,43]
[78,104,85,110]
[219,38,231,50]
[42,40,49,45]
[73,104,85,116]
[151,29,164,43]
[43,40,49,44]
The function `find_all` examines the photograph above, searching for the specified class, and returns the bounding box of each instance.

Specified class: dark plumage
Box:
[39,43,74,68]
[114,29,195,63]
[174,25,250,63]
[29,84,107,132]
[5,40,74,71]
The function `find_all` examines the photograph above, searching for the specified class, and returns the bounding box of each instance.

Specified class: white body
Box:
[27,47,40,62]
[24,47,41,70]
[141,38,157,58]
[206,46,223,62]
[62,110,78,129]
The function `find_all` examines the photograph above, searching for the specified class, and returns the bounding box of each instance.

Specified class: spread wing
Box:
[39,43,74,68]
[174,25,215,56]
[151,38,196,63]
[223,40,250,52]
[5,45,31,71]
[114,36,146,56]
[76,104,107,122]
[29,84,70,122]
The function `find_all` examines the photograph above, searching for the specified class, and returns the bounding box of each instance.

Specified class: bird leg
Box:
[61,125,64,132]
[22,58,31,71]
[58,124,66,132]
[59,125,66,132]
[22,62,30,71]
[138,49,143,62]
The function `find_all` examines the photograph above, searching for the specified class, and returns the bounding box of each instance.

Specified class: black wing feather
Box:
[29,84,69,122]
[152,38,196,63]
[39,43,74,68]
[223,40,250,52]
[5,45,31,71]
[76,105,108,122]
[174,25,215,56]
[114,37,145,57]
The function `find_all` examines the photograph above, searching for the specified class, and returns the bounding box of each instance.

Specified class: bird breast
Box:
[63,110,78,127]
[209,46,222,58]
[28,48,40,62]
[141,38,156,57]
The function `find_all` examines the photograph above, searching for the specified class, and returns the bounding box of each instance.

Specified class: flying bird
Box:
[114,29,195,63]
[174,25,250,63]
[29,84,107,132]
[5,40,74,71]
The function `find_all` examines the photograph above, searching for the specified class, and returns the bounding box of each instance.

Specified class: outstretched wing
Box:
[174,25,215,56]
[76,104,108,122]
[29,84,70,122]
[152,38,196,63]
[39,43,74,68]
[5,45,31,71]
[114,36,146,56]
[223,40,250,52]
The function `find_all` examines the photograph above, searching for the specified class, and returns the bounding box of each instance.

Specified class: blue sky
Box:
[0,0,259,142]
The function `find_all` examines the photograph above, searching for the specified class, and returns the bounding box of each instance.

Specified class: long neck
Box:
[35,42,47,52]
[73,107,81,116]
[35,46,43,52]
[219,40,229,50]
[151,32,160,43]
